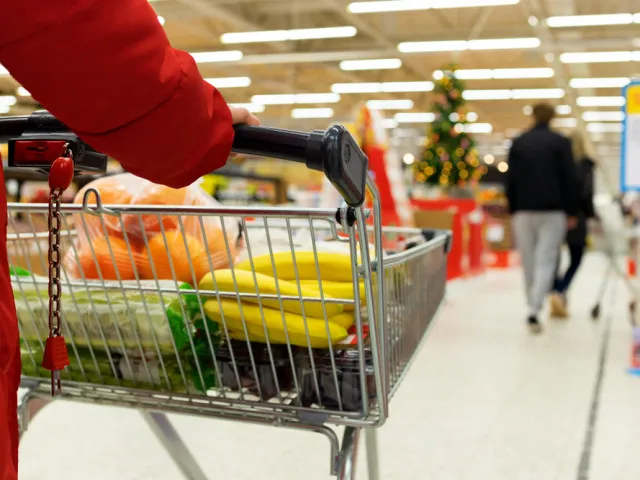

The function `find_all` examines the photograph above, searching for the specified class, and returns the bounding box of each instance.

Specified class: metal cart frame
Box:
[7,114,450,479]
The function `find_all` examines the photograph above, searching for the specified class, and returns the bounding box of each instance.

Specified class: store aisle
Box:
[19,254,640,480]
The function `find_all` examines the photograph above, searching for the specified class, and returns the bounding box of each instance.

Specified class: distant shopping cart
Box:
[588,196,639,324]
[6,113,451,480]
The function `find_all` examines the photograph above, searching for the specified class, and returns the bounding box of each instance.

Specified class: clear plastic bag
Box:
[65,173,240,284]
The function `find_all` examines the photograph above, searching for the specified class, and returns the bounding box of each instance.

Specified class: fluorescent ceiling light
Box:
[552,118,578,128]
[469,38,540,50]
[463,88,564,100]
[0,95,17,106]
[434,67,553,79]
[577,96,625,107]
[251,93,340,105]
[366,99,414,110]
[570,77,630,88]
[582,111,625,122]
[348,0,519,14]
[546,13,635,28]
[340,58,402,71]
[157,15,165,25]
[0,105,10,114]
[463,123,493,134]
[395,112,436,123]
[291,108,334,119]
[463,89,511,100]
[190,50,243,63]
[525,104,572,115]
[204,77,251,88]
[467,112,479,122]
[16,87,30,97]
[382,118,399,129]
[221,26,357,44]
[586,123,623,133]
[399,40,467,52]
[399,37,539,53]
[229,103,265,113]
[559,51,638,64]
[331,81,433,93]
[510,88,565,99]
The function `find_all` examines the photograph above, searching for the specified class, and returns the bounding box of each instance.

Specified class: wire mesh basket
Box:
[8,114,451,479]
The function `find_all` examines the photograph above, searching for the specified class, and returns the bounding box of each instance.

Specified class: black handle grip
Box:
[0,115,29,143]
[232,124,368,207]
[0,114,368,206]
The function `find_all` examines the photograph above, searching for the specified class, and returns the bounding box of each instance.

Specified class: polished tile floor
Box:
[18,253,640,479]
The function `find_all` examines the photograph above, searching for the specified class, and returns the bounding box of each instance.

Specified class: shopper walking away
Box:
[506,103,580,334]
[0,2,260,478]
[549,130,597,318]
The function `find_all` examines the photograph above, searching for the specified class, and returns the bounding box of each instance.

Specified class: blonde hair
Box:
[569,129,590,162]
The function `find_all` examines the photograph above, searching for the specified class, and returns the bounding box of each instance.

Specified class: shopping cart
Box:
[588,199,638,324]
[6,112,450,479]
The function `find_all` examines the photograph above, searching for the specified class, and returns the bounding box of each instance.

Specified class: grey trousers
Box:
[512,211,567,316]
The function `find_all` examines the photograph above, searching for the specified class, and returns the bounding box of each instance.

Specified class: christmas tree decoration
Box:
[414,65,485,187]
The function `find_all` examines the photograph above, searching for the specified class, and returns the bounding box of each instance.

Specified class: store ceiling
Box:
[0,0,635,188]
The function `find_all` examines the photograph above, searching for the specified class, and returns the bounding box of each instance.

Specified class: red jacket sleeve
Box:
[0,0,234,189]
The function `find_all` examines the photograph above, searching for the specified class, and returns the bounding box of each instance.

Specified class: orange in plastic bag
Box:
[198,223,237,268]
[123,184,189,240]
[138,230,210,284]
[77,236,140,281]
[73,175,134,239]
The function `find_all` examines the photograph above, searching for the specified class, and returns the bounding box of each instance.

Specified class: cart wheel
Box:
[591,304,600,320]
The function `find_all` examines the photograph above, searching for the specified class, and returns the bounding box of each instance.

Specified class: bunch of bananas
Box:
[198,252,366,348]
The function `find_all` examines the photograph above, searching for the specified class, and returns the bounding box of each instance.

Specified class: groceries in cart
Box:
[64,173,240,283]
[11,175,381,408]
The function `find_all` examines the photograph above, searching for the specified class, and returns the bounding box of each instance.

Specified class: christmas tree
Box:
[414,65,486,187]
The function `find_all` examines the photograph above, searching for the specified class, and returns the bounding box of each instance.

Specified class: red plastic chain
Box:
[41,146,75,396]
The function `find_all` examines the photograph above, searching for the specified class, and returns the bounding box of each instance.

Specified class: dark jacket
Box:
[506,124,581,216]
[566,157,596,246]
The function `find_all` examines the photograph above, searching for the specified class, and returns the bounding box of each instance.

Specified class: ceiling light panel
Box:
[340,58,403,70]
[435,67,554,79]
[399,37,539,53]
[221,27,357,44]
[569,77,630,88]
[559,51,638,63]
[230,103,265,113]
[582,111,625,122]
[291,108,335,119]
[204,77,251,88]
[576,96,625,107]
[331,81,434,93]
[546,13,636,28]
[348,0,519,13]
[463,123,493,133]
[395,112,436,123]
[190,50,243,63]
[251,93,341,105]
[462,88,564,100]
[366,99,414,110]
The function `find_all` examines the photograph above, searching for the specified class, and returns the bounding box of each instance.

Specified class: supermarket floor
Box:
[18,253,640,480]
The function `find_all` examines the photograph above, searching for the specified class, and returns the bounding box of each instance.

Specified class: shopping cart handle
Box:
[0,111,108,174]
[233,124,368,207]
